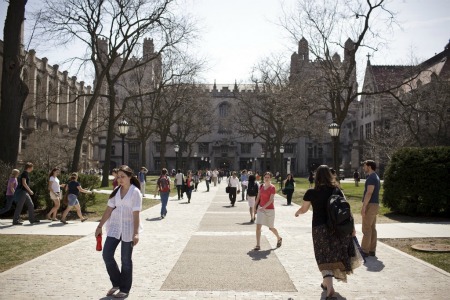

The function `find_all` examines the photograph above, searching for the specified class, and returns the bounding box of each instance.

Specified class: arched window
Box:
[219,102,229,117]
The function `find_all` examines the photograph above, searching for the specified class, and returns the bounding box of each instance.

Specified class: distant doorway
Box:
[218,159,231,172]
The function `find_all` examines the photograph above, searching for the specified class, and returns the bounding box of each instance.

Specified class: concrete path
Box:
[1,181,450,299]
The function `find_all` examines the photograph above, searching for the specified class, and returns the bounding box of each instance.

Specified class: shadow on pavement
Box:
[236,222,254,226]
[247,248,275,261]
[146,217,162,222]
[364,258,385,272]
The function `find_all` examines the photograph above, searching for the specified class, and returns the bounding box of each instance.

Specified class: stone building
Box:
[0,39,97,170]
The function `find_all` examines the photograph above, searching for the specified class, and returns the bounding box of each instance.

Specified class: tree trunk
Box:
[140,137,147,167]
[0,0,29,165]
[101,96,116,187]
[160,135,167,169]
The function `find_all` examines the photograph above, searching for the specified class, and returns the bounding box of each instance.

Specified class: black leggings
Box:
[228,187,237,205]
[286,190,294,205]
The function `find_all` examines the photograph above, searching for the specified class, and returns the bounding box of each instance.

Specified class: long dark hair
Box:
[314,165,337,190]
[109,165,141,199]
[248,174,256,185]
[49,167,60,179]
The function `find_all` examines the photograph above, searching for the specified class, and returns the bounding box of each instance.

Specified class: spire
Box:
[255,80,260,92]
[366,52,371,65]
[233,80,238,92]
[213,79,217,92]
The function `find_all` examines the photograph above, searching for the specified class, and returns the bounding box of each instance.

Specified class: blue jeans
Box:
[13,190,35,223]
[160,191,169,216]
[102,236,134,293]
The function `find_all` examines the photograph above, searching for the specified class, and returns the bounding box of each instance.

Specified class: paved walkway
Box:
[1,181,450,299]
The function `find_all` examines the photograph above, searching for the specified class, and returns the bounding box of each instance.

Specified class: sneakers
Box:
[13,221,23,225]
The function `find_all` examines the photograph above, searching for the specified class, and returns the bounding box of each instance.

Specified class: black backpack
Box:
[247,182,259,197]
[327,188,354,237]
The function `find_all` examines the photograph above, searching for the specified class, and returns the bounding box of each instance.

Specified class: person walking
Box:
[157,168,171,219]
[246,174,259,223]
[175,169,184,200]
[0,169,20,216]
[47,167,64,221]
[95,165,143,298]
[12,162,40,225]
[227,171,240,207]
[240,169,249,202]
[138,167,148,196]
[283,174,295,205]
[212,168,219,186]
[192,171,200,192]
[308,171,314,188]
[254,172,282,251]
[361,160,380,257]
[295,165,356,300]
[112,168,119,189]
[184,171,194,203]
[353,169,360,187]
[60,173,92,224]
[205,168,211,192]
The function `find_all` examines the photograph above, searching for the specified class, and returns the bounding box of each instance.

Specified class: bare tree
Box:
[38,0,196,186]
[0,0,29,165]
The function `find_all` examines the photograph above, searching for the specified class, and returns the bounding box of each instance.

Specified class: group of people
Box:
[0,163,93,225]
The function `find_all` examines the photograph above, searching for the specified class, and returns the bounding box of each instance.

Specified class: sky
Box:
[1,0,449,85]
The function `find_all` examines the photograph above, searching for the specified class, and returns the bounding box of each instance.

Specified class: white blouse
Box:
[106,185,143,242]
[49,176,60,193]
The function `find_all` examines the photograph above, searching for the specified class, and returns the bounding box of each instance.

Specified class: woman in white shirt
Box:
[95,165,143,298]
[47,168,64,221]
[227,171,240,207]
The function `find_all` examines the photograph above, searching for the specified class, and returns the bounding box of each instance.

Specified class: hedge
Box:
[382,147,450,217]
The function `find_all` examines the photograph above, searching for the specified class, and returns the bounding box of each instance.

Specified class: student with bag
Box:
[227,171,240,207]
[157,168,171,219]
[246,174,259,223]
[294,165,356,300]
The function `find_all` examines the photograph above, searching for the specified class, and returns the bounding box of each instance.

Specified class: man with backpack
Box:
[246,174,259,223]
[157,168,171,219]
[361,160,380,257]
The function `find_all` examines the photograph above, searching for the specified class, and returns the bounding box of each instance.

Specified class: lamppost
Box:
[174,144,180,171]
[287,157,291,176]
[201,156,204,170]
[328,120,341,174]
[253,157,257,172]
[279,145,284,189]
[118,119,129,165]
[194,152,197,170]
[249,158,252,170]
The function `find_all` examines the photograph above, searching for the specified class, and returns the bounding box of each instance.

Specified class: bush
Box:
[383,147,450,217]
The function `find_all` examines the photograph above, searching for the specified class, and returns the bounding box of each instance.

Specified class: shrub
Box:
[383,147,450,217]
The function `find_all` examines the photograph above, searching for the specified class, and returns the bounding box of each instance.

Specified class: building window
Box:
[154,158,161,170]
[284,143,295,153]
[111,145,115,155]
[365,123,372,139]
[318,147,323,157]
[307,146,313,158]
[219,103,229,117]
[360,125,364,140]
[129,143,138,154]
[199,142,209,154]
[21,135,27,150]
[82,144,88,154]
[241,143,252,154]
[155,142,161,153]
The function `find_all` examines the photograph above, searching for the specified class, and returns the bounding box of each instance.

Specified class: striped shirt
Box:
[106,185,143,242]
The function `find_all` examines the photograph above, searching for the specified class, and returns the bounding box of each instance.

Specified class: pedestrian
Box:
[60,173,92,224]
[0,169,20,216]
[329,168,341,188]
[246,174,259,223]
[254,172,282,251]
[294,165,356,299]
[193,171,200,192]
[308,171,314,188]
[157,168,171,219]
[138,167,148,196]
[255,171,261,183]
[184,171,194,203]
[227,171,240,207]
[112,168,119,189]
[353,169,360,187]
[361,160,380,257]
[218,169,223,184]
[47,167,64,221]
[95,165,143,298]
[240,169,248,202]
[12,162,40,225]
[205,168,211,191]
[212,168,219,186]
[283,173,295,205]
[175,169,184,200]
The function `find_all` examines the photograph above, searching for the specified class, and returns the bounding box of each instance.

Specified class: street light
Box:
[328,120,341,174]
[194,152,197,170]
[118,118,129,165]
[260,152,265,173]
[287,156,291,176]
[253,157,257,172]
[279,145,285,189]
[174,144,180,171]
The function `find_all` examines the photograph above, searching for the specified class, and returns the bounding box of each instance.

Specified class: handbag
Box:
[225,179,231,193]
[282,188,287,195]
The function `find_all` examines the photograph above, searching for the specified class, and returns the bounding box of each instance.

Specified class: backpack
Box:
[247,182,259,197]
[327,188,354,237]
[158,175,170,193]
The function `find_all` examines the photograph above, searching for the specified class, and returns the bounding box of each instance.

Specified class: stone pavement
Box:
[0,181,450,299]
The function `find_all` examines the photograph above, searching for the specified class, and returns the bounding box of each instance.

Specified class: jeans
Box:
[160,192,169,216]
[286,190,294,205]
[185,188,192,201]
[241,185,247,201]
[13,190,35,223]
[176,185,183,199]
[206,179,210,191]
[0,195,15,215]
[102,236,134,293]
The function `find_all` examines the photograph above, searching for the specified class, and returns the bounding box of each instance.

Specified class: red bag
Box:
[96,234,102,251]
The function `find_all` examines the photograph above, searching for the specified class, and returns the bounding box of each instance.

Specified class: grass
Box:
[0,235,81,273]
[380,238,450,273]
